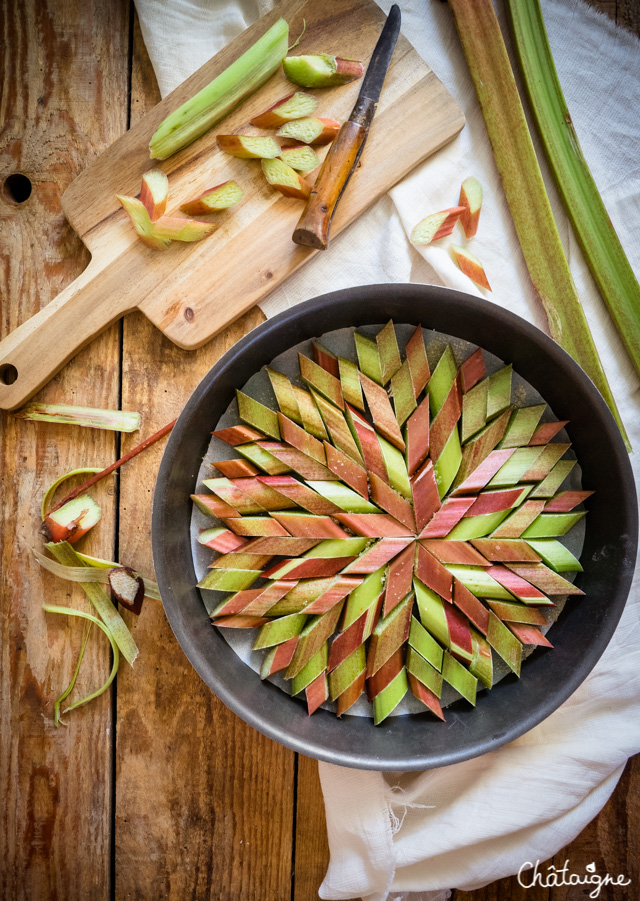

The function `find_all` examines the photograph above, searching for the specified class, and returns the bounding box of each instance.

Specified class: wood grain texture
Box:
[0,0,129,898]
[294,754,331,901]
[0,0,464,410]
[113,13,295,901]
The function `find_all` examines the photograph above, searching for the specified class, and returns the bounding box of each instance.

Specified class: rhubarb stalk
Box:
[506,0,640,381]
[16,403,141,432]
[447,0,628,446]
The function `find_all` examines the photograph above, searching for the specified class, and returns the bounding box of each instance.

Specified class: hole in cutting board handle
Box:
[0,364,18,385]
[3,174,32,204]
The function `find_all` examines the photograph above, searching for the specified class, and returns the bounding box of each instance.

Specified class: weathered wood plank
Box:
[113,13,295,900]
[294,754,331,901]
[0,0,129,898]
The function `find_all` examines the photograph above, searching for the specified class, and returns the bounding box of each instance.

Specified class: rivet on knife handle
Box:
[292,4,401,251]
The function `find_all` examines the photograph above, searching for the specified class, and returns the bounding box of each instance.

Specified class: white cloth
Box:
[134,0,640,898]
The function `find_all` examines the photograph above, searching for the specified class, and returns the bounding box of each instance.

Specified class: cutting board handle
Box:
[0,258,134,410]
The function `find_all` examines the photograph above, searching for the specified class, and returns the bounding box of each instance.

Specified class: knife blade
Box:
[292,4,402,250]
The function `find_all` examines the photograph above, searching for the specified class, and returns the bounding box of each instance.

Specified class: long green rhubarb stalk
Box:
[149,18,289,160]
[447,0,628,447]
[506,0,640,381]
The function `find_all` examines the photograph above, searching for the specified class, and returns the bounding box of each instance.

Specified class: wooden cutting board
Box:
[0,0,464,410]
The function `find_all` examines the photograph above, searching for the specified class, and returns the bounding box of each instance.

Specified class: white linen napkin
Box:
[134,0,640,898]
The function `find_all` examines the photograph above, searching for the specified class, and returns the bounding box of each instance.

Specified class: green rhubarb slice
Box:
[329,645,366,700]
[376,321,402,385]
[406,646,443,696]
[530,459,576,498]
[445,565,514,599]
[235,443,291,475]
[378,435,412,499]
[500,404,546,447]
[522,512,586,538]
[442,652,477,705]
[354,332,383,384]
[306,480,377,513]
[373,668,408,725]
[408,616,444,671]
[339,357,365,410]
[236,391,281,439]
[461,379,488,442]
[253,612,307,649]
[488,446,546,487]
[290,643,328,695]
[198,569,260,591]
[447,509,510,540]
[526,538,583,572]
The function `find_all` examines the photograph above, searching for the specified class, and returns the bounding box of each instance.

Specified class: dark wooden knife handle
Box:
[293,120,368,250]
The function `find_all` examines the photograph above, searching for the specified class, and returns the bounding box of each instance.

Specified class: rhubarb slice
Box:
[279,144,320,172]
[411,207,465,245]
[236,391,281,439]
[262,158,311,200]
[217,134,281,159]
[277,117,340,146]
[117,195,170,250]
[140,168,169,220]
[41,494,101,545]
[458,177,483,238]
[250,91,318,127]
[283,54,363,88]
[180,180,243,214]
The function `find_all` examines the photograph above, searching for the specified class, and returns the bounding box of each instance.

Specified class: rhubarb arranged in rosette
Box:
[193,322,591,724]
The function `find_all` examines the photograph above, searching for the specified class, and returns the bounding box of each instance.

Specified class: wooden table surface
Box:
[1,1,638,899]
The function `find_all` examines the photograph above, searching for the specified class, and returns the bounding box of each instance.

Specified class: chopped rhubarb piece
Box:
[486,565,549,604]
[116,195,170,251]
[262,158,311,200]
[470,538,541,562]
[544,490,593,512]
[333,513,413,538]
[261,636,299,678]
[490,499,546,538]
[367,649,404,700]
[277,116,340,145]
[152,215,217,242]
[191,493,240,519]
[312,341,340,378]
[419,496,476,537]
[378,435,412,498]
[224,516,290,537]
[451,244,491,290]
[336,671,366,716]
[202,476,266,514]
[287,603,344,678]
[529,420,569,445]
[304,575,364,614]
[354,332,383,384]
[384,543,416,616]
[488,600,548,625]
[461,380,488,443]
[405,326,430,396]
[445,565,513,599]
[41,494,101,544]
[311,391,363,463]
[429,346,458,416]
[453,579,490,635]
[109,566,145,616]
[140,168,168,220]
[458,176,483,238]
[305,671,329,715]
[414,579,472,662]
[210,551,272,570]
[405,396,431,476]
[328,602,383,672]
[213,424,265,446]
[446,509,511,540]
[217,134,280,158]
[487,367,513,419]
[488,446,546,487]
[412,459,441,532]
[360,373,405,451]
[415,545,453,602]
[376,321,402,385]
[267,368,301,423]
[408,673,444,720]
[338,357,365,410]
[465,486,531,517]
[390,361,417,427]
[263,556,354,580]
[430,379,462,462]
[283,54,363,88]
[459,347,486,393]
[442,652,477,704]
[214,614,269,628]
[198,527,248,553]
[452,407,511,490]
[469,631,493,688]
[212,581,292,617]
[408,616,444,671]
[270,577,358,615]
[232,476,299,512]
[526,538,583,573]
[366,594,413,677]
[530,460,577,498]
[294,387,329,439]
[369,473,415,531]
[411,206,466,245]
[450,448,516,495]
[270,512,349,539]
[179,179,244,214]
[306,480,377,513]
[324,443,369,498]
[299,353,344,409]
[345,405,387,481]
[253,612,307,649]
[486,611,522,676]
[373,668,408,725]
[505,563,584,595]
[507,623,553,647]
[236,391,280,439]
[420,539,489,567]
[500,404,546,447]
[341,538,413,574]
[258,442,335,479]
[278,413,326,464]
[240,536,318,555]
[280,144,320,172]
[257,475,338,515]
[198,568,260,591]
[522,511,585,537]
[329,645,366,700]
[213,459,260,479]
[250,91,318,127]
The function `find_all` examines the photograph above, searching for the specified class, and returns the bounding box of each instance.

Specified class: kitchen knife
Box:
[292,4,402,250]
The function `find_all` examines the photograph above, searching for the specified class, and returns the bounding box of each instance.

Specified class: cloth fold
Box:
[134,0,640,897]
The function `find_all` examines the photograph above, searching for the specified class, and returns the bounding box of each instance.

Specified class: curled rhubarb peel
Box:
[43,605,119,726]
[197,322,590,723]
[33,548,161,600]
[506,0,640,383]
[447,0,628,448]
